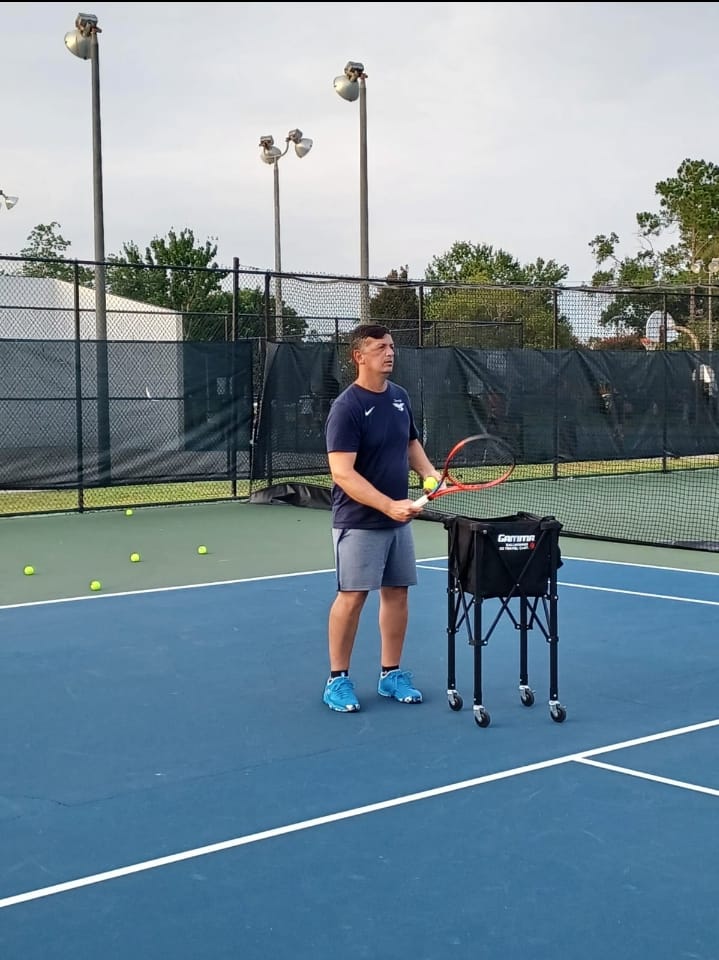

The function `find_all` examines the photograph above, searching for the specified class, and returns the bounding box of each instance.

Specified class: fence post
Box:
[72,262,86,511]
[661,291,669,472]
[264,272,273,341]
[230,258,240,497]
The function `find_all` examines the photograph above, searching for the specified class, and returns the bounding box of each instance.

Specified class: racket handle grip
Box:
[413,494,429,507]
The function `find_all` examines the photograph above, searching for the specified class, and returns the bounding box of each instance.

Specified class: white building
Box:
[0,275,182,340]
[0,276,186,483]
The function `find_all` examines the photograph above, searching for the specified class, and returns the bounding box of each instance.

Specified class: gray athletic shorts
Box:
[332,525,417,592]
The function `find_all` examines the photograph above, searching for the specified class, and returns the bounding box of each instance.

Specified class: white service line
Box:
[0,567,338,611]
[576,757,719,797]
[558,581,719,606]
[1,716,717,911]
[0,558,445,611]
[416,565,719,606]
[3,555,716,612]
[562,555,719,577]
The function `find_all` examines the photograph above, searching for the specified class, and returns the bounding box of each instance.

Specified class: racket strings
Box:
[445,438,514,488]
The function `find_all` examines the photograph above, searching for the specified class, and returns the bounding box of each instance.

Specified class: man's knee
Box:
[335,589,368,613]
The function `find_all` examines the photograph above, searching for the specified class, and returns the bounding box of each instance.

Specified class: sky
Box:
[3,1,719,288]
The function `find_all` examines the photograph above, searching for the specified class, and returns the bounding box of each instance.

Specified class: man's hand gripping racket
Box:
[414,433,516,507]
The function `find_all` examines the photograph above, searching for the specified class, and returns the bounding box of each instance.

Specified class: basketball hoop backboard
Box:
[645,310,678,345]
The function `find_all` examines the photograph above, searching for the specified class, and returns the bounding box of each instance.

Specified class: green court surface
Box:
[1,501,719,607]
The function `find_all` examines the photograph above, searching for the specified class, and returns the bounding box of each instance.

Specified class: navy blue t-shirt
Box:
[325,381,419,529]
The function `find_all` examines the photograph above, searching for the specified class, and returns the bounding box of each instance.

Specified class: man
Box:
[323,323,441,712]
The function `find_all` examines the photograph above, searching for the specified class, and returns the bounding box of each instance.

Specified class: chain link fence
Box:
[1,256,718,549]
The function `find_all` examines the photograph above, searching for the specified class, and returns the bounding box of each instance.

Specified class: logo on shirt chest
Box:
[392,399,405,412]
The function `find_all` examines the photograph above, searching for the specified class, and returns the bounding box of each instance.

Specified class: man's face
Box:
[356,334,395,374]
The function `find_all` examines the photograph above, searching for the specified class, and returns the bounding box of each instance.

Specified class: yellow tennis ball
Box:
[125,508,134,516]
[130,552,141,563]
[90,580,102,591]
[23,565,35,576]
[423,476,439,493]
[197,545,208,555]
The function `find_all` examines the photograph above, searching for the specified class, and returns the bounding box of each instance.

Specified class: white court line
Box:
[416,565,719,606]
[421,556,719,578]
[2,555,716,612]
[563,555,719,577]
[0,558,451,611]
[0,568,337,611]
[1,716,717,911]
[576,758,719,798]
[557,582,719,607]
[421,554,719,578]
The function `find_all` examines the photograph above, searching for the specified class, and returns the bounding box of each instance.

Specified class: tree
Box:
[19,222,93,282]
[369,266,420,343]
[588,159,719,346]
[423,242,574,348]
[107,228,230,339]
[234,284,300,340]
[107,228,303,340]
[644,158,719,269]
[587,231,689,344]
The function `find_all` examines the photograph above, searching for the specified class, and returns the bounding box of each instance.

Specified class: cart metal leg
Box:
[547,542,566,723]
[446,566,463,712]
[471,594,490,727]
[518,596,536,707]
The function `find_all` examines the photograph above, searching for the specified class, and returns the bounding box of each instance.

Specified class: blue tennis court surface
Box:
[1,555,718,959]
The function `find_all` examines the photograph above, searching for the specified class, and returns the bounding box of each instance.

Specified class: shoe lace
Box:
[383,668,414,692]
[332,675,356,701]
[394,669,414,689]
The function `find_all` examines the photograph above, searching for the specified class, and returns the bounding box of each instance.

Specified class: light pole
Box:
[333,61,369,323]
[259,129,313,340]
[708,258,719,351]
[0,190,19,211]
[65,11,111,483]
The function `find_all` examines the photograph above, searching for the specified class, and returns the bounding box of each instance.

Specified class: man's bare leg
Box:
[378,585,409,666]
[328,590,368,671]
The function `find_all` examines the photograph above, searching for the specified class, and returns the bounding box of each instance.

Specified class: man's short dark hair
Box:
[349,324,390,356]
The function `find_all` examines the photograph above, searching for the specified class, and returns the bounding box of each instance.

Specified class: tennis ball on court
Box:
[197,545,208,555]
[130,552,141,563]
[23,565,35,576]
[90,580,102,591]
[125,508,134,516]
[423,476,439,493]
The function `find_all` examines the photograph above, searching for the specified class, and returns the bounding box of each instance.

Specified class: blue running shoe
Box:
[378,668,423,703]
[323,675,360,712]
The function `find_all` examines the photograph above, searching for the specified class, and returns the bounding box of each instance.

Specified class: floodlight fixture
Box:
[64,13,100,59]
[333,61,366,101]
[0,190,19,210]
[286,129,313,158]
[259,136,283,163]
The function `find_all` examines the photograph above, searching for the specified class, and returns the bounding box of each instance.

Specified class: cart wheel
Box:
[549,703,567,723]
[519,687,535,707]
[474,707,491,728]
[448,691,463,711]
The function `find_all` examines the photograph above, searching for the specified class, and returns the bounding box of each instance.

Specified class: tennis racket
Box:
[414,433,516,506]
